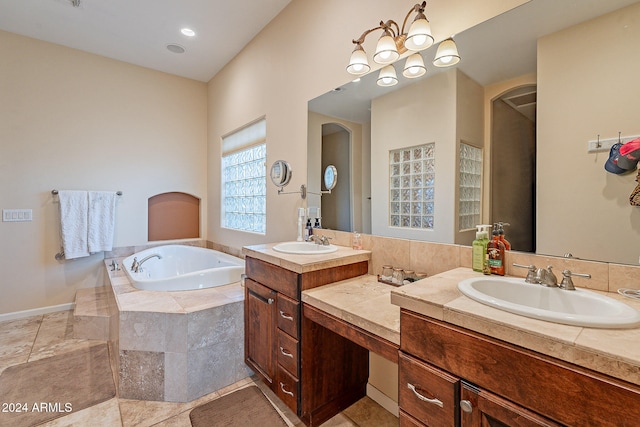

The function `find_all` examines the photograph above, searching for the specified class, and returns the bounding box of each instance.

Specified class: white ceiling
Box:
[0,0,292,82]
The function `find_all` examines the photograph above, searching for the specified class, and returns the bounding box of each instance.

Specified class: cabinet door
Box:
[245,278,277,386]
[460,383,562,427]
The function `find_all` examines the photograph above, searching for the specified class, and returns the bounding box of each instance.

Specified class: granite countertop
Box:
[390,267,640,387]
[301,274,400,345]
[242,242,371,274]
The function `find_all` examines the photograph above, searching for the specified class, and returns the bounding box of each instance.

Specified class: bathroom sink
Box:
[272,241,338,255]
[457,276,640,329]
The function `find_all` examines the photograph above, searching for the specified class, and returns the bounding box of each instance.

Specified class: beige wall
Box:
[537,3,640,264]
[0,30,207,314]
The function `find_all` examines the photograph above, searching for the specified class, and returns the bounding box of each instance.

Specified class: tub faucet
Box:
[131,254,162,273]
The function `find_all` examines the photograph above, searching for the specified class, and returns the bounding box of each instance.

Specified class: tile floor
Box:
[0,311,399,426]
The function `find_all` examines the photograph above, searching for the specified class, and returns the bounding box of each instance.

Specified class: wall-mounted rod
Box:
[51,189,123,196]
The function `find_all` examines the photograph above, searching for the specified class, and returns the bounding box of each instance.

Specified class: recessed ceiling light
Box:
[166,44,186,54]
[181,28,196,37]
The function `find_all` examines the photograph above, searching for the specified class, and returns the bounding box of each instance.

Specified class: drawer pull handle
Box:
[279,310,294,321]
[460,399,473,414]
[407,383,444,408]
[248,289,274,305]
[280,382,294,397]
[279,346,294,358]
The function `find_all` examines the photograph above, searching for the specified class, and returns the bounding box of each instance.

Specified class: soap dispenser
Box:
[497,222,511,250]
[487,223,506,275]
[472,225,491,272]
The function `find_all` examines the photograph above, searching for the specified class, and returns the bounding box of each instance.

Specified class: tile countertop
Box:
[301,274,400,345]
[390,267,640,387]
[242,243,371,274]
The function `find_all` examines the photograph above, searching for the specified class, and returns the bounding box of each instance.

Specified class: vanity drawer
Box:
[399,352,459,427]
[246,257,299,300]
[276,364,299,413]
[277,329,299,376]
[277,294,299,338]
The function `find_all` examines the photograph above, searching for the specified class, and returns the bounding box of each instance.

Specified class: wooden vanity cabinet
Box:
[244,256,369,426]
[399,309,640,427]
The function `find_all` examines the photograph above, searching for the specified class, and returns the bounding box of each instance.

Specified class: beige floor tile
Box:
[38,398,122,427]
[29,311,99,361]
[342,396,399,426]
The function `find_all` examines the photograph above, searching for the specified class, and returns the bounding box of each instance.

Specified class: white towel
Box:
[88,191,116,253]
[58,190,90,259]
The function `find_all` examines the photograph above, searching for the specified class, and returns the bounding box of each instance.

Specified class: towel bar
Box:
[51,189,123,196]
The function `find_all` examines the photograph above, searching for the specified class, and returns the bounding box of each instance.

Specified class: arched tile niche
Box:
[148,192,200,241]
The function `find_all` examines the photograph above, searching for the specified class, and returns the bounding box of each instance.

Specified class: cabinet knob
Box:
[407,383,444,408]
[460,399,473,413]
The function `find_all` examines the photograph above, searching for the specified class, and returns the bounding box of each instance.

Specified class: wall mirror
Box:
[307,0,640,265]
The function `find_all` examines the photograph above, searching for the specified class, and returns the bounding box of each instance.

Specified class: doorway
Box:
[321,123,352,231]
[490,85,536,252]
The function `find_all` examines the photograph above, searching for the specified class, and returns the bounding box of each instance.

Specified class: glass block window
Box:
[221,119,267,234]
[459,142,482,231]
[389,143,435,229]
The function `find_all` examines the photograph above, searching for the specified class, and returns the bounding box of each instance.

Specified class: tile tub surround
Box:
[390,267,640,387]
[105,259,251,402]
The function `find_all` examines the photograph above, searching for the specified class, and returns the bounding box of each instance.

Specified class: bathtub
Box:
[122,245,245,291]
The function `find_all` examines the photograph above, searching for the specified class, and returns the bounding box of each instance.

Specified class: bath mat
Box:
[189,385,288,427]
[0,343,115,427]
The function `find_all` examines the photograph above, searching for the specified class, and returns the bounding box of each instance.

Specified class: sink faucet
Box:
[310,235,332,246]
[535,265,558,287]
[130,254,162,273]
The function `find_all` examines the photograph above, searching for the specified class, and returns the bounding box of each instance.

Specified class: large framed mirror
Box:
[307,0,640,265]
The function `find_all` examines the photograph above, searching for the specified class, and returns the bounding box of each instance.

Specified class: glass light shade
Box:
[404,14,434,51]
[373,31,400,64]
[377,65,398,87]
[346,44,371,75]
[433,38,460,67]
[402,53,427,78]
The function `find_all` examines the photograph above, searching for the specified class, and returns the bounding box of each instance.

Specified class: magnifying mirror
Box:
[323,165,338,192]
[270,160,292,188]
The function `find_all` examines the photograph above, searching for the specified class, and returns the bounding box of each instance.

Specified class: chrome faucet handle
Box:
[320,235,332,246]
[560,270,591,291]
[512,263,537,283]
[130,257,139,272]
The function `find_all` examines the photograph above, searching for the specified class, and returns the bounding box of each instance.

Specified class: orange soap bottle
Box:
[487,225,506,275]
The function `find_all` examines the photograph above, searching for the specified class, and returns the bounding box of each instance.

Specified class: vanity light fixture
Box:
[347,1,432,76]
[347,1,460,86]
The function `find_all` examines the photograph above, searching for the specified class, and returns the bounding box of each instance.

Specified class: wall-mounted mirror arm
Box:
[277,184,307,200]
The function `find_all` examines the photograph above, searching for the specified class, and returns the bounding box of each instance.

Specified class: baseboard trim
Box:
[0,303,73,322]
[366,383,399,417]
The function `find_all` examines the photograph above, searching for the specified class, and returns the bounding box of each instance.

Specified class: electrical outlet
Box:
[2,209,32,222]
[588,134,640,153]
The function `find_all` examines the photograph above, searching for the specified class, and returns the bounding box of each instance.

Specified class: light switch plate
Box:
[2,209,33,222]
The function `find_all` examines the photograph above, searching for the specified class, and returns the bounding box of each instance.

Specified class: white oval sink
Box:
[458,276,640,329]
[272,241,338,255]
